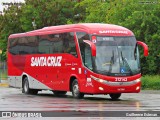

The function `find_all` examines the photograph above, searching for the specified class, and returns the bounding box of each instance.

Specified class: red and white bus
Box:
[8,23,148,100]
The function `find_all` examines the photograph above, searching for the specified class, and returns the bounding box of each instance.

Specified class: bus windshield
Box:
[93,36,140,76]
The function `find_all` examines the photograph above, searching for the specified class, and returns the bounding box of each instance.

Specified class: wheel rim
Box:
[73,84,79,96]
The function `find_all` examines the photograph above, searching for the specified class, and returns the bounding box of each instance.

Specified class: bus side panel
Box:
[24,54,57,90]
[25,73,52,90]
[56,54,82,91]
[8,53,24,87]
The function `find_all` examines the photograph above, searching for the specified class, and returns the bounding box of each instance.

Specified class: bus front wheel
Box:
[72,79,84,99]
[109,93,121,100]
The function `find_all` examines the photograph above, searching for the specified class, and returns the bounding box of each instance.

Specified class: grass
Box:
[141,75,160,90]
[0,70,7,80]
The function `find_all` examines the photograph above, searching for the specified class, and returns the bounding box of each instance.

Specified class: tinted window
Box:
[62,32,77,56]
[38,34,63,54]
[76,32,90,54]
[9,36,38,55]
[9,32,77,56]
[76,32,91,68]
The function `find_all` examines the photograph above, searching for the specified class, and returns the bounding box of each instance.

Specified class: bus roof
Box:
[9,23,134,38]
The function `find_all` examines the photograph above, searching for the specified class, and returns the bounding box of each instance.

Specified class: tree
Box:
[73,0,109,23]
[105,0,160,74]
[21,0,76,31]
[0,0,76,60]
[0,5,23,61]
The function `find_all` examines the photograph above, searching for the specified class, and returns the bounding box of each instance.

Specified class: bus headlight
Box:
[90,75,106,83]
[99,79,104,83]
[136,78,141,82]
[134,78,141,83]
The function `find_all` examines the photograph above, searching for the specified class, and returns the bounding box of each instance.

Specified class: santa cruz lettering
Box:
[31,56,62,67]
[99,30,128,34]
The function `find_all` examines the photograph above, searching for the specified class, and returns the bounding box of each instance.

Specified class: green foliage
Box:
[21,0,75,31]
[105,0,160,75]
[74,0,108,23]
[142,75,160,90]
[0,0,160,75]
[0,0,76,60]
[0,5,23,60]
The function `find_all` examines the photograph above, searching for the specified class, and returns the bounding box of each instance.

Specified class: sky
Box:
[0,0,25,12]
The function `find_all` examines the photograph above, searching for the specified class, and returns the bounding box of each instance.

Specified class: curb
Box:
[0,83,9,87]
[0,80,9,87]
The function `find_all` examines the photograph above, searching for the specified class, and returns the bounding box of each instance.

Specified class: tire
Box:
[22,77,38,95]
[72,79,84,99]
[109,93,121,100]
[53,91,67,96]
[22,77,30,94]
[30,89,38,95]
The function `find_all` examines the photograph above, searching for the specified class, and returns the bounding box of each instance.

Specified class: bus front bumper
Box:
[83,75,141,94]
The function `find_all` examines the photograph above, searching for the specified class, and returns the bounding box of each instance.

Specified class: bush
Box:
[141,75,160,90]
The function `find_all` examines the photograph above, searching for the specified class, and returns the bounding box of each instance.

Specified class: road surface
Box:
[0,87,159,119]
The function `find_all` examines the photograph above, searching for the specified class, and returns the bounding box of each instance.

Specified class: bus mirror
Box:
[137,41,149,57]
[83,40,96,56]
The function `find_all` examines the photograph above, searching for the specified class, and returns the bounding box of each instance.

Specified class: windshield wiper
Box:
[120,51,133,75]
[108,50,114,75]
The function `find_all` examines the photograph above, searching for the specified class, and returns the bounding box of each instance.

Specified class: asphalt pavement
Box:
[0,86,159,120]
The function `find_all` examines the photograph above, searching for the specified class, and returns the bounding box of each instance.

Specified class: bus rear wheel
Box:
[72,79,84,99]
[109,93,121,100]
[22,77,38,95]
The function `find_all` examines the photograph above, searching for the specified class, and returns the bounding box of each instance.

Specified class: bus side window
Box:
[53,38,63,53]
[76,32,90,64]
[61,32,77,57]
[9,38,19,55]
[68,32,77,57]
[23,36,38,54]
[38,34,64,54]
[38,35,53,54]
[9,36,38,55]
